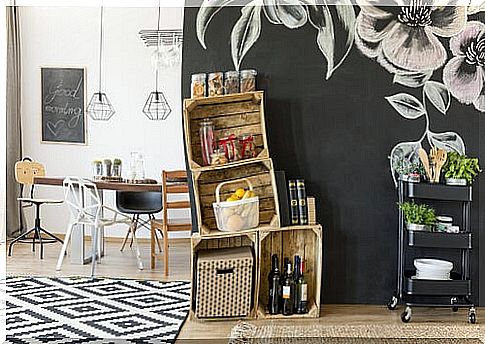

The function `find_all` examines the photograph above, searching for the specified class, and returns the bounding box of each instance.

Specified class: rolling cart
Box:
[387,180,477,323]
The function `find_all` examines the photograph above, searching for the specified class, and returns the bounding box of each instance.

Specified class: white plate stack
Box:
[414,258,453,280]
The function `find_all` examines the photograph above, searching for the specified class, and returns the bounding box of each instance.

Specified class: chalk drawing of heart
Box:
[46,120,65,137]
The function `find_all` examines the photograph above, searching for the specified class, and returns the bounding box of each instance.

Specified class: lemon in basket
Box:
[235,188,245,199]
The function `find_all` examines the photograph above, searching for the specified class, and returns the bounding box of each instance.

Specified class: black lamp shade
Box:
[142,91,172,120]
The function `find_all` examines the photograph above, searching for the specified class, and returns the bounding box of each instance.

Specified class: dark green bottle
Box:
[268,254,280,315]
[294,258,308,314]
[281,258,294,316]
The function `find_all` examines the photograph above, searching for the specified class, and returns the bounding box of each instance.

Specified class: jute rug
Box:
[228,321,484,344]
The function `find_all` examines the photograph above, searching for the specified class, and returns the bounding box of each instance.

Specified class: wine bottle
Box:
[293,255,300,307]
[268,254,280,315]
[281,258,294,316]
[295,259,308,314]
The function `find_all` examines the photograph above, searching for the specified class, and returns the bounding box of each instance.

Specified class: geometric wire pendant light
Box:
[142,1,172,121]
[87,5,115,121]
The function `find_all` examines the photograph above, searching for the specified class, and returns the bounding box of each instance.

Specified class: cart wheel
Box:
[469,308,477,324]
[387,296,398,310]
[451,297,459,312]
[401,307,412,323]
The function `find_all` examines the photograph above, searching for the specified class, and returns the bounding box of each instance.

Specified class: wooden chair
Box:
[151,170,192,275]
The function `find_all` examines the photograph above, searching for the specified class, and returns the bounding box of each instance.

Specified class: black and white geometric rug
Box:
[3,276,191,344]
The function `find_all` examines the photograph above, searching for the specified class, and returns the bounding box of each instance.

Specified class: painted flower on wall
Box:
[355,1,467,74]
[443,21,485,112]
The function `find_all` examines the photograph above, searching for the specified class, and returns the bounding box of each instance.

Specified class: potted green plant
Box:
[112,158,122,177]
[399,201,436,231]
[394,158,425,182]
[442,152,481,186]
[92,159,103,179]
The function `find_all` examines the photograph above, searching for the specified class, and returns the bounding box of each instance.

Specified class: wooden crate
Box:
[257,225,322,319]
[190,231,259,321]
[183,91,269,170]
[192,158,280,236]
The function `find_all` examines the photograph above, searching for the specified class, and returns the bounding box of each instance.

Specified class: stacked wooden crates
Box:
[184,91,322,320]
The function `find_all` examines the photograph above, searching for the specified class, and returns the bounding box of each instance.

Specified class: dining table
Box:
[34,176,187,265]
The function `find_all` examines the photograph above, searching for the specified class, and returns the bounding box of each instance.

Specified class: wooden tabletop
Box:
[34,176,189,193]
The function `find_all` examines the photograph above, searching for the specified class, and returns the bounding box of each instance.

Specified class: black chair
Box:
[116,191,163,252]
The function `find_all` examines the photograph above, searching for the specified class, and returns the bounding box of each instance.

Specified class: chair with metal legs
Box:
[116,191,163,253]
[8,157,63,258]
[56,177,143,277]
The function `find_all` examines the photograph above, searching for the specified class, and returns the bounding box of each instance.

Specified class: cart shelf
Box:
[404,272,471,296]
[406,182,472,202]
[407,231,472,249]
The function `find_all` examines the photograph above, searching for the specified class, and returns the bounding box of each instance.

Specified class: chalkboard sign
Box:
[41,67,86,144]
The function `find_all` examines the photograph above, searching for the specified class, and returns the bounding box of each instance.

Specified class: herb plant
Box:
[443,152,481,185]
[399,202,436,226]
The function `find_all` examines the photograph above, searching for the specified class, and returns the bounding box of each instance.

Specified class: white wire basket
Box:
[212,178,259,232]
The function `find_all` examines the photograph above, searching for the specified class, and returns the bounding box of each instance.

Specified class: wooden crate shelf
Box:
[192,158,280,236]
[257,225,322,319]
[183,91,269,170]
[190,231,259,321]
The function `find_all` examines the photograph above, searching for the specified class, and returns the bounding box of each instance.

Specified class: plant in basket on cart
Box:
[442,152,481,186]
[399,202,436,232]
[394,158,425,183]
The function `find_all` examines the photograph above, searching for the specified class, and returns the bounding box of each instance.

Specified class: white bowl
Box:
[414,258,453,271]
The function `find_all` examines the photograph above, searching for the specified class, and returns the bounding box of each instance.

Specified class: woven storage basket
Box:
[196,246,254,318]
[212,178,259,232]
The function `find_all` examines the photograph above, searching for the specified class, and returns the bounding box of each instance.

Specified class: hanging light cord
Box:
[98,4,104,99]
[155,0,161,95]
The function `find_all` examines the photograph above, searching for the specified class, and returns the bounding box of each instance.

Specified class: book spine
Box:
[288,179,299,225]
[296,179,308,225]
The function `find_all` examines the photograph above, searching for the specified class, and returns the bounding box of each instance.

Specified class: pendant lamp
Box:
[87,5,115,121]
[142,2,172,121]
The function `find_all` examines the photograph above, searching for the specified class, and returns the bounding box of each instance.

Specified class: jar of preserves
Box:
[208,72,224,97]
[191,73,206,98]
[224,71,239,94]
[199,119,215,166]
[239,133,257,159]
[240,69,257,92]
[219,134,239,162]
[210,149,228,166]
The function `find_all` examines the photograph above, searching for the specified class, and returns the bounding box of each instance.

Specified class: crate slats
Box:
[257,225,322,319]
[184,91,269,169]
[192,158,280,235]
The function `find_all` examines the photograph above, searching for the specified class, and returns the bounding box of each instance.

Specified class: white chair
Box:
[56,177,143,277]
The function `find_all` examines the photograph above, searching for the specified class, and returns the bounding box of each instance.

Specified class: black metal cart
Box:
[387,180,477,323]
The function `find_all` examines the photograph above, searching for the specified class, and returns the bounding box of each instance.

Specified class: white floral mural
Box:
[196,0,485,186]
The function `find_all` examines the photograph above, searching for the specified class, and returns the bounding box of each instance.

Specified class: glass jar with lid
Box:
[199,119,215,166]
[224,71,239,94]
[208,72,224,97]
[240,69,257,92]
[191,73,207,98]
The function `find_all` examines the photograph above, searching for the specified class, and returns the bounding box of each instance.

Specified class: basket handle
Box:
[215,178,253,203]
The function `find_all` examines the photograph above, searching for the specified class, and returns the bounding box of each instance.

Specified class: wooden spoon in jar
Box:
[418,148,433,182]
[433,148,447,183]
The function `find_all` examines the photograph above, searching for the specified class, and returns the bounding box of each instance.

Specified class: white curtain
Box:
[6,5,23,238]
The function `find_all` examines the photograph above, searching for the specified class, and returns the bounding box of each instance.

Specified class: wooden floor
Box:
[4,240,482,342]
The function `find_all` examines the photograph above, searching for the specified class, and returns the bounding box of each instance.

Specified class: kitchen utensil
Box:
[433,148,447,183]
[418,148,433,181]
[429,147,439,182]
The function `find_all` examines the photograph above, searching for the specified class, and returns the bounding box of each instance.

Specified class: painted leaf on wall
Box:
[427,131,466,155]
[309,1,356,80]
[424,81,451,115]
[389,140,422,187]
[231,1,263,71]
[196,0,251,49]
[263,0,308,28]
[385,93,426,120]
[393,70,432,88]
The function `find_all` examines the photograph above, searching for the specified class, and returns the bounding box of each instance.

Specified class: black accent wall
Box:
[182,5,485,304]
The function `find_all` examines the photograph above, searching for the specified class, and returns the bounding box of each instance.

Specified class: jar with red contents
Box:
[239,133,256,159]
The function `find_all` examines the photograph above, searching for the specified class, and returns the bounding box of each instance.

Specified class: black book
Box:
[296,179,308,225]
[275,171,290,226]
[288,179,299,225]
